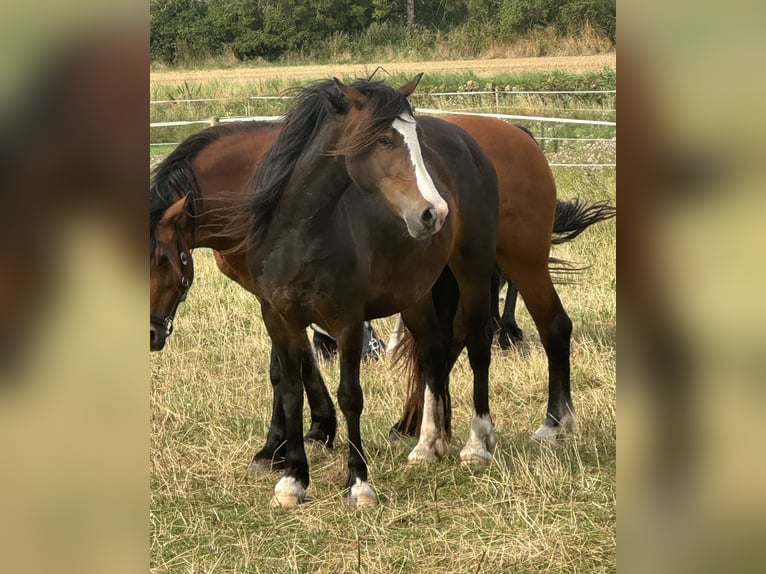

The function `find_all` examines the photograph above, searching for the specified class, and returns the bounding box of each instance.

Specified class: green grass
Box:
[149,68,616,146]
[150,85,615,573]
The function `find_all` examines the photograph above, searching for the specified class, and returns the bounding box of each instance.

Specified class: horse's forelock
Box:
[337,79,413,154]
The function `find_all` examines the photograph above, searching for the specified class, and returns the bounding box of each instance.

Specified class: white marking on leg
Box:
[532,410,578,444]
[271,476,306,508]
[347,477,377,508]
[407,386,448,464]
[460,411,496,464]
[391,113,449,223]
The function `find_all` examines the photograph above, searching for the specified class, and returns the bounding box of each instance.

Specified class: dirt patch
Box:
[151,54,615,86]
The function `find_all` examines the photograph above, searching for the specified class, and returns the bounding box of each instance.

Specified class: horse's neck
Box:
[190,127,279,251]
[190,193,238,252]
[271,123,353,238]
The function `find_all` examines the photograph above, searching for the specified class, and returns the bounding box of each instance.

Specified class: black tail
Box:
[551,198,616,245]
[543,199,616,283]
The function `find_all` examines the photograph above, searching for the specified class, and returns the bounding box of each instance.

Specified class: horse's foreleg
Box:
[300,334,337,447]
[337,323,376,507]
[400,292,452,465]
[250,344,288,472]
[261,308,310,508]
[452,280,496,465]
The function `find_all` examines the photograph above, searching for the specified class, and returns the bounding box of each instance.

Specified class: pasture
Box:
[150,69,616,573]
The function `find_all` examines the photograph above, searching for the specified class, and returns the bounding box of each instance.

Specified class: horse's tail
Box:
[389,328,422,439]
[551,198,616,245]
[542,199,615,283]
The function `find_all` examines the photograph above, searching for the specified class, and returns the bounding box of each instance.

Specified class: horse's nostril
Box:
[421,207,437,228]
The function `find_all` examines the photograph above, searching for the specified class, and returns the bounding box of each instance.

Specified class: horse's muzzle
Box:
[406,204,445,239]
[150,323,166,351]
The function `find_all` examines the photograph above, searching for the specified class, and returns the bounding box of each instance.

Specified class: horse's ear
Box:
[397,73,424,98]
[159,195,189,227]
[334,77,367,109]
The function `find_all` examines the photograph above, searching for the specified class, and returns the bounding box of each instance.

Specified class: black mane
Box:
[149,121,271,247]
[235,78,414,248]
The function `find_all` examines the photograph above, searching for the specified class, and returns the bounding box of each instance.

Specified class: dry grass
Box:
[149,106,615,572]
[149,54,616,88]
[479,24,614,60]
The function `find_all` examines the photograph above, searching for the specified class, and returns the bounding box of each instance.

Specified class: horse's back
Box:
[416,115,497,210]
[445,115,556,267]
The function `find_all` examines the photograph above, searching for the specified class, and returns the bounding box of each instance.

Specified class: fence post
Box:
[494,87,499,111]
[210,117,219,126]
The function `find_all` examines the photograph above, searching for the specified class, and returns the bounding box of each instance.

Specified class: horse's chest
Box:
[257,239,353,320]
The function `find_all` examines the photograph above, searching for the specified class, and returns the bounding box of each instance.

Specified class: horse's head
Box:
[150,195,194,351]
[334,74,449,239]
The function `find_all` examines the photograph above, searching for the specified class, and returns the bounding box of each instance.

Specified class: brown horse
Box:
[150,121,340,455]
[153,76,501,507]
[389,115,616,443]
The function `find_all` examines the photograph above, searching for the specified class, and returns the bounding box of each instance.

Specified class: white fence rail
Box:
[150,93,616,167]
[149,89,616,105]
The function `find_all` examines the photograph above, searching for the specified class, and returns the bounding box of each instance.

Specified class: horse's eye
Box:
[378,136,392,148]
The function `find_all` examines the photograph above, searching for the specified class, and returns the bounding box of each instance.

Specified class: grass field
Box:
[150,69,616,573]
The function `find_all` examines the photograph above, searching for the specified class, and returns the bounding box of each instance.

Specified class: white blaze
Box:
[391,113,449,221]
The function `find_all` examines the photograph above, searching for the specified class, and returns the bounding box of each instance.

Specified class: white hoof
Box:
[532,412,577,443]
[270,476,306,508]
[459,448,493,465]
[460,412,496,465]
[346,479,377,508]
[407,435,448,465]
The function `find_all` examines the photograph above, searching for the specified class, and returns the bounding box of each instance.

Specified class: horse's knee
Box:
[337,386,363,417]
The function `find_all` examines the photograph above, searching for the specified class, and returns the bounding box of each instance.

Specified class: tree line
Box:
[150,0,616,65]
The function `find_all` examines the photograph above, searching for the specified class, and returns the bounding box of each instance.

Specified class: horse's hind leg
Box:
[250,334,336,473]
[510,266,576,441]
[497,279,524,349]
[400,286,454,464]
[250,344,287,472]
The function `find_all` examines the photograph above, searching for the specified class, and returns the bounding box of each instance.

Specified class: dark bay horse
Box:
[154,76,501,507]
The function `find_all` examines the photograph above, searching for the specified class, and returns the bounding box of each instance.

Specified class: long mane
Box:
[149,122,269,249]
[227,78,414,253]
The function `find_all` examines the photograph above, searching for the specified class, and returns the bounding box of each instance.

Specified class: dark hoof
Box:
[250,442,287,473]
[498,326,524,350]
[388,425,416,443]
[249,457,285,473]
[304,429,332,448]
[304,418,336,449]
[387,428,403,443]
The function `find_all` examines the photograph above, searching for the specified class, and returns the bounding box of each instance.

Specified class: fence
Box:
[150,90,616,167]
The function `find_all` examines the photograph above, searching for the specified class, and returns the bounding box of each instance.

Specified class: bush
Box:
[499,0,615,43]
